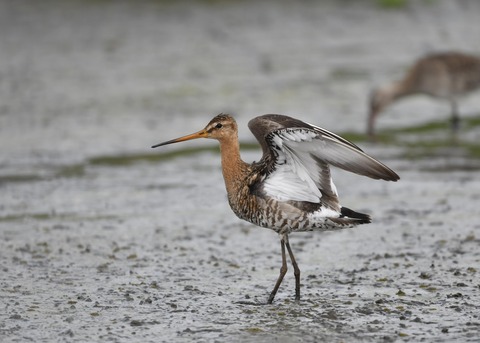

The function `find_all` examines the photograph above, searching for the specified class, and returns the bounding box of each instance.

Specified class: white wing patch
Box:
[263,129,336,203]
[263,163,321,203]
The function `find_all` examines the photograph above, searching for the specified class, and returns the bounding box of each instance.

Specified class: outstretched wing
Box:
[248,114,399,206]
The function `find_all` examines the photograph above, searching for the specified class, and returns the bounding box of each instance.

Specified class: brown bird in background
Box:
[153,114,399,304]
[368,51,480,138]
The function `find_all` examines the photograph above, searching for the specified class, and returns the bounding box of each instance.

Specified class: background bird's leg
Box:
[285,236,301,301]
[450,99,460,131]
[268,236,287,304]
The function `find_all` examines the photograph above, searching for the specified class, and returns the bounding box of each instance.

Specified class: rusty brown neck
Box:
[217,134,250,197]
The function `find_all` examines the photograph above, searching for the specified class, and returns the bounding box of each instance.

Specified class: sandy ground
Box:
[1,0,480,342]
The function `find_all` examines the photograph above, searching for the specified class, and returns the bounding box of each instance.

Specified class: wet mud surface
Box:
[1,1,480,342]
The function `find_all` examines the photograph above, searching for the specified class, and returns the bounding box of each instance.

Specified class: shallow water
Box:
[1,0,480,342]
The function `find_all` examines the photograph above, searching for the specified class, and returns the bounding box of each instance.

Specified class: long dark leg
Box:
[268,236,287,304]
[285,236,301,301]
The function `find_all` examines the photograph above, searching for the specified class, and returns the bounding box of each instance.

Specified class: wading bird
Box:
[153,114,399,304]
[368,51,480,138]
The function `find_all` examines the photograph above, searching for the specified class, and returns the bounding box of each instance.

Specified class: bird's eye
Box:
[215,123,223,129]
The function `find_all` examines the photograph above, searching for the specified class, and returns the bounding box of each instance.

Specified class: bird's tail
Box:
[339,206,371,224]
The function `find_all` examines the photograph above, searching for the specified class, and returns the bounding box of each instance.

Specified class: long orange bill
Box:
[151,129,208,148]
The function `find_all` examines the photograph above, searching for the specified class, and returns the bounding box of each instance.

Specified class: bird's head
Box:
[151,113,238,148]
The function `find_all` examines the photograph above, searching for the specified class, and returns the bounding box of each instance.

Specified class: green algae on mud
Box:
[0,174,45,184]
[0,212,119,223]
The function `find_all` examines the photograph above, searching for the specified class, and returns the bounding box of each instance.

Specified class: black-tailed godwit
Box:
[153,114,399,303]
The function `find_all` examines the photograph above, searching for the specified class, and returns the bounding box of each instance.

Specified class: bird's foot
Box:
[267,297,274,304]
